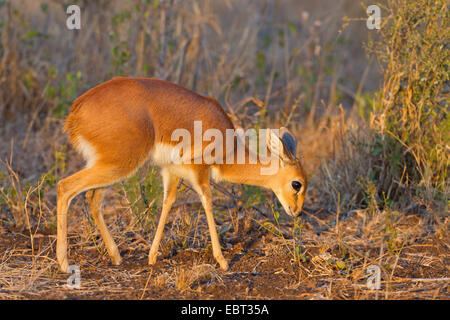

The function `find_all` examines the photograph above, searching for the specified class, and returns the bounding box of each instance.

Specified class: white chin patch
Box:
[276,195,293,216]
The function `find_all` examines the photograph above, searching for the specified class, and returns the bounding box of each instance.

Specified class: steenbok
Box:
[57,77,307,272]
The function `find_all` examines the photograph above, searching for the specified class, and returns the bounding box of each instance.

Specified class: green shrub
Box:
[366,0,449,205]
[120,166,162,231]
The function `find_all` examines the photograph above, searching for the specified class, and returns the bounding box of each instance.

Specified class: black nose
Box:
[291,181,302,192]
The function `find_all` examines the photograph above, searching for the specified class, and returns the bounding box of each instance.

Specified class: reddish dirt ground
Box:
[0,202,448,300]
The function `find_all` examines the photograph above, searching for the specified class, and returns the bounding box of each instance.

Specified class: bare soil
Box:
[0,197,448,300]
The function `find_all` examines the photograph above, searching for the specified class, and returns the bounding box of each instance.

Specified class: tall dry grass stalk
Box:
[318,0,448,214]
[0,0,373,225]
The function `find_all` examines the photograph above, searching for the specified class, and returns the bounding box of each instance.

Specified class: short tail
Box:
[63,97,85,145]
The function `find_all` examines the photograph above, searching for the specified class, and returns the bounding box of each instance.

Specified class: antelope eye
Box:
[291,181,302,192]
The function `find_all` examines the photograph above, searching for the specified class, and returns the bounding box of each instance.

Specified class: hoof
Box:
[58,258,69,273]
[218,259,229,271]
[148,255,157,265]
[112,256,122,266]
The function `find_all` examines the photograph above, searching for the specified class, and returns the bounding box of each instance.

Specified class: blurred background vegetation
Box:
[0,0,447,229]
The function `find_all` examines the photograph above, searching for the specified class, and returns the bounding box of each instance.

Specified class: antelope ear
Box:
[266,128,295,164]
[280,127,297,158]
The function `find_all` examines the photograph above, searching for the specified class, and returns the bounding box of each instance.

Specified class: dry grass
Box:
[0,199,447,299]
[0,0,448,300]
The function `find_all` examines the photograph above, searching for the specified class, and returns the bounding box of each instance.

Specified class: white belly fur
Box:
[150,143,177,166]
[150,143,224,184]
